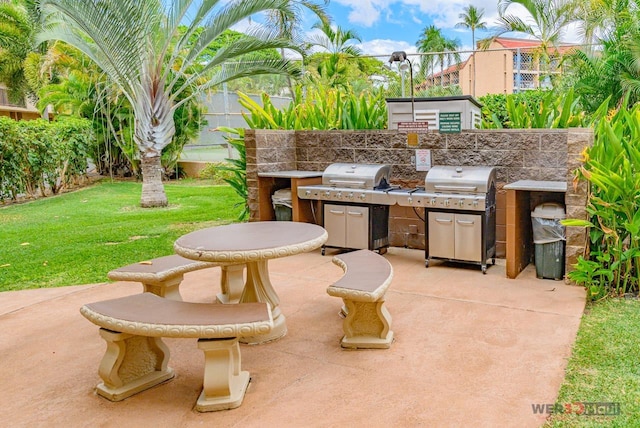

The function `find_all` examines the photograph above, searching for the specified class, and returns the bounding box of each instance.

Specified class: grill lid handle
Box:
[434,185,478,191]
[328,179,367,186]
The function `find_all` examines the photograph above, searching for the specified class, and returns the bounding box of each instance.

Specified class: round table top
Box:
[174,221,328,263]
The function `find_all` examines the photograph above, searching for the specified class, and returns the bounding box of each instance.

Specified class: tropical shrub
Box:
[198,161,236,184]
[481,89,587,129]
[214,127,248,220]
[239,85,388,130]
[0,117,92,201]
[563,99,640,299]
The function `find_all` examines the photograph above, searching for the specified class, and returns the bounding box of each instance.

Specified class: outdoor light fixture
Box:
[388,51,415,122]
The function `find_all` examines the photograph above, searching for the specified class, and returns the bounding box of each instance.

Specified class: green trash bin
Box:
[531,203,566,280]
[272,188,293,221]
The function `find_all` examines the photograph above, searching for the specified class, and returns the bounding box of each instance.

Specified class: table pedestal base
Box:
[238,260,287,344]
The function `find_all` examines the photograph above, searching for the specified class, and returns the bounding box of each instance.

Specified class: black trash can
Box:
[531,202,566,280]
[272,188,292,221]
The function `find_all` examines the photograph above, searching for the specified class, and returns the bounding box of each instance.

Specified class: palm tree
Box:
[305,20,362,90]
[38,0,303,207]
[416,25,460,89]
[265,0,328,100]
[416,25,441,85]
[455,5,487,96]
[0,1,35,103]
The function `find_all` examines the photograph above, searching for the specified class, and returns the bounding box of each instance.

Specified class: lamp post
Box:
[389,51,414,122]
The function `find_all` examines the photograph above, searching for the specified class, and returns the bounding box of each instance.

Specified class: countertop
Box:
[258,171,323,179]
[503,180,567,192]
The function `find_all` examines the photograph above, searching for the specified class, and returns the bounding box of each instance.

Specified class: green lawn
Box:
[545,299,640,427]
[0,179,243,291]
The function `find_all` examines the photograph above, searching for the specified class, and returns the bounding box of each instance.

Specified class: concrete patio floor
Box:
[0,247,586,427]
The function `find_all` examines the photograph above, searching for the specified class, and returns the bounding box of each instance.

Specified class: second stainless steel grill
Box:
[392,166,497,273]
[424,166,496,273]
[297,163,392,254]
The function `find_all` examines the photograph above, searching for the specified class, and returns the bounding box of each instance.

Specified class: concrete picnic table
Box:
[174,221,327,344]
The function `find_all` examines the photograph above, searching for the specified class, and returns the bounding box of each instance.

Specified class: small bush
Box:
[198,162,236,184]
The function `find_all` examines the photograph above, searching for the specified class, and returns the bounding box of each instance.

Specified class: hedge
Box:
[0,117,93,201]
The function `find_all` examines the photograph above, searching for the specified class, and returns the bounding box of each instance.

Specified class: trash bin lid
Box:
[531,202,565,219]
[272,188,292,202]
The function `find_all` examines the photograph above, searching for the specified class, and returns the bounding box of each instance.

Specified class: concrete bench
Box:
[80,292,273,412]
[107,254,244,303]
[327,249,394,349]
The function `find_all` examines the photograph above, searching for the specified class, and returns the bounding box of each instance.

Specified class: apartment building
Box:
[0,84,41,120]
[419,37,578,97]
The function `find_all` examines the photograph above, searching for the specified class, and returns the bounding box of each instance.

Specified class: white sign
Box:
[416,149,431,172]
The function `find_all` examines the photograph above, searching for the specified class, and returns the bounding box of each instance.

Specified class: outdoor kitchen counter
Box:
[257,171,323,223]
[174,221,328,344]
[503,180,567,279]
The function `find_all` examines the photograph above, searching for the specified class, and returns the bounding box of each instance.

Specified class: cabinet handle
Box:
[329,210,344,215]
[347,211,364,216]
[435,218,452,223]
[456,220,475,225]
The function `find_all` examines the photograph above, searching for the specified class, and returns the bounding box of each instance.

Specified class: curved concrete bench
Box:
[80,293,272,412]
[327,249,394,349]
[107,254,245,304]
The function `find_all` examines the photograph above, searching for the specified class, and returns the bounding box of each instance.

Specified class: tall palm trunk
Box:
[140,155,167,207]
[134,81,174,208]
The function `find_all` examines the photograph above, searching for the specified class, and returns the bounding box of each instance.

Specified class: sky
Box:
[308,0,582,59]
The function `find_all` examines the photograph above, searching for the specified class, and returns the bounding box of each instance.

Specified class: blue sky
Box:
[313,0,581,58]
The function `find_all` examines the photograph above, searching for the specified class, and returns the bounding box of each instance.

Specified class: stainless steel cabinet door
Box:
[346,205,369,249]
[428,212,455,259]
[324,204,346,248]
[454,213,482,262]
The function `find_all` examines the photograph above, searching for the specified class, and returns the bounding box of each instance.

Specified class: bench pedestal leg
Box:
[142,275,183,301]
[196,337,250,412]
[95,329,175,401]
[340,299,394,349]
[217,264,245,304]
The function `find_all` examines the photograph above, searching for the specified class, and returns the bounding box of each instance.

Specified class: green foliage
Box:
[480,89,587,129]
[564,99,640,298]
[238,85,388,130]
[0,116,92,201]
[198,161,236,184]
[214,127,248,220]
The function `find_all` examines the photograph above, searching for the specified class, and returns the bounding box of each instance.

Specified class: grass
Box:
[545,298,640,427]
[0,179,243,291]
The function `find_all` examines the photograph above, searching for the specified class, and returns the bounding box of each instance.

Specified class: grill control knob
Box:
[444,199,450,207]
[407,197,413,204]
[336,192,342,199]
[473,199,479,207]
[347,192,354,199]
[359,193,366,200]
[305,190,311,196]
[324,191,331,197]
[458,199,465,207]
[430,198,436,206]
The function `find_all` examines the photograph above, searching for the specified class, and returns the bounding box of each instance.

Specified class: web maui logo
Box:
[531,402,621,416]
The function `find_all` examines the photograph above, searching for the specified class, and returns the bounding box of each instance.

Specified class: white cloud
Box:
[357,39,416,58]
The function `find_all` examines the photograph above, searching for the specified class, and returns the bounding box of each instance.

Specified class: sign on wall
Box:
[415,149,431,171]
[439,112,461,133]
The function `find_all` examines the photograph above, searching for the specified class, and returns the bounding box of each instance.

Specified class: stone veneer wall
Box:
[246,128,592,272]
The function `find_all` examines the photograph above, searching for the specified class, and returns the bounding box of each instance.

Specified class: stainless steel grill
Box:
[297,163,393,254]
[395,166,496,273]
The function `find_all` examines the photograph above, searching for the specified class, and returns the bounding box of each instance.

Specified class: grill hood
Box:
[425,166,496,194]
[322,163,391,189]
